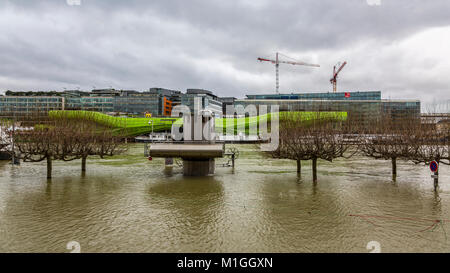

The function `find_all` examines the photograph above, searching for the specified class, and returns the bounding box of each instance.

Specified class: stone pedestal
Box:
[183,158,215,176]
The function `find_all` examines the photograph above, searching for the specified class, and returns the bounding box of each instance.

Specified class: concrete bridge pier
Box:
[149,107,223,176]
[148,143,224,176]
[183,158,215,176]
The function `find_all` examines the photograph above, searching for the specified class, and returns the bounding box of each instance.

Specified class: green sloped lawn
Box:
[49,110,347,137]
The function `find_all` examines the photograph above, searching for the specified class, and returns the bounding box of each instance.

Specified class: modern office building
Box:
[0,96,64,116]
[145,88,183,116]
[90,89,121,97]
[0,88,200,117]
[245,91,381,101]
[64,90,114,112]
[1,89,421,125]
[181,89,223,116]
[86,88,181,116]
[218,97,237,115]
[114,92,160,115]
[235,91,421,126]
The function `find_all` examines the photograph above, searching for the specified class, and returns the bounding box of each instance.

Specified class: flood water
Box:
[0,144,449,253]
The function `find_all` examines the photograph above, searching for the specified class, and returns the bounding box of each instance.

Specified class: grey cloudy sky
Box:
[0,0,449,110]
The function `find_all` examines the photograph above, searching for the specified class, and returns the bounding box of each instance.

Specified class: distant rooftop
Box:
[148,87,182,96]
[186,89,214,96]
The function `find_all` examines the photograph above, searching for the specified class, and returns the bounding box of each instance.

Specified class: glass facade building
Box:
[245,91,381,101]
[246,91,382,101]
[0,88,185,117]
[65,97,114,112]
[1,90,420,125]
[235,91,420,126]
[114,93,161,115]
[0,96,64,116]
[181,89,223,116]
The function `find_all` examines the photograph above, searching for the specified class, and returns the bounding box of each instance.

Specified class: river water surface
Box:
[0,144,449,252]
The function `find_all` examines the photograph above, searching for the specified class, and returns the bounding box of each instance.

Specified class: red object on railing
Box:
[344,92,351,98]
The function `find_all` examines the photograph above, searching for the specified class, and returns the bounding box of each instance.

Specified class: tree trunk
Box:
[391,157,397,180]
[312,157,317,182]
[81,156,87,173]
[47,157,52,179]
[296,159,301,174]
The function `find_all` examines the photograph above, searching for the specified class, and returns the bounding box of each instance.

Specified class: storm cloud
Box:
[0,0,449,110]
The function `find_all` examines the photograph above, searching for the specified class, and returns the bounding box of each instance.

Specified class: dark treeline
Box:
[4,90,63,96]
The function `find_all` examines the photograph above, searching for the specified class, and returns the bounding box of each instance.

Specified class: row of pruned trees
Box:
[271,114,356,182]
[1,113,126,179]
[267,113,449,185]
[360,116,449,180]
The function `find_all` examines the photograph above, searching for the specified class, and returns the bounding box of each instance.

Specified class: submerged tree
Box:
[409,122,449,189]
[267,112,355,182]
[359,116,420,180]
[62,111,127,173]
[15,125,68,179]
[13,112,126,178]
[413,130,449,166]
[67,120,126,173]
[359,117,414,180]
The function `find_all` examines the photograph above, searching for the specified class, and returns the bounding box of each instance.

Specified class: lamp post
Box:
[148,120,153,142]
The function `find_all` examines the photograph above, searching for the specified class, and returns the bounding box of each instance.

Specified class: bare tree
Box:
[13,112,126,178]
[67,122,125,173]
[359,116,420,180]
[267,112,355,182]
[14,125,70,179]
[412,129,449,165]
[53,111,127,173]
[408,121,449,189]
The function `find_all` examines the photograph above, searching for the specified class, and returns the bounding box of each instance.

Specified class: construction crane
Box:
[330,61,347,93]
[257,52,320,94]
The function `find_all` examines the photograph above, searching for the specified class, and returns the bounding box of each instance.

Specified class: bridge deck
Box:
[149,143,224,159]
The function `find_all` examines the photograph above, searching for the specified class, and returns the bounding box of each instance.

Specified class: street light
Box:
[148,120,154,142]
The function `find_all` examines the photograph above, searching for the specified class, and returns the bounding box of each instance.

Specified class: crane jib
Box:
[257,52,320,94]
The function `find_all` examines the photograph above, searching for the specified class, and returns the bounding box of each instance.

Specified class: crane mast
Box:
[257,52,320,94]
[276,53,279,95]
[330,61,347,93]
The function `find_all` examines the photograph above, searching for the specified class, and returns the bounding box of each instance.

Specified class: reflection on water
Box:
[0,144,449,252]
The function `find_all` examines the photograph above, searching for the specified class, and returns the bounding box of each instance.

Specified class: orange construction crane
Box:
[258,52,320,94]
[330,61,347,93]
